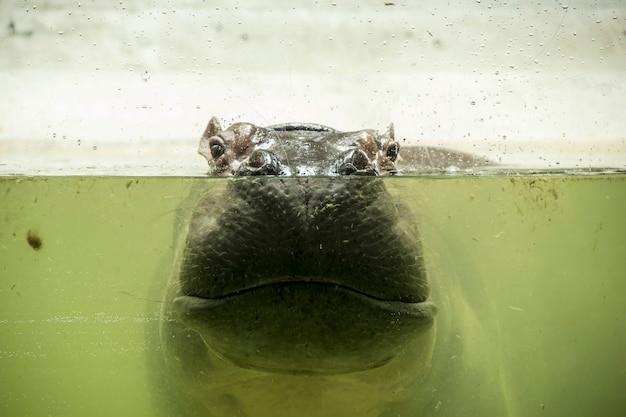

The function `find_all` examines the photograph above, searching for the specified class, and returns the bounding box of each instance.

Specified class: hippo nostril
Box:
[336,150,378,176]
[237,150,282,176]
[350,149,371,170]
[248,150,267,168]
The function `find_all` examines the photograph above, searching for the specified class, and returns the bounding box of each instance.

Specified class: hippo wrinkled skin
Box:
[148,117,510,417]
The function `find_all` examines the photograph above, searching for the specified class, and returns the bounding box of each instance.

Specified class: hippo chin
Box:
[149,117,481,417]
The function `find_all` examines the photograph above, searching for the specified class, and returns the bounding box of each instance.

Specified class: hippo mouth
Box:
[174,281,435,375]
[171,176,435,375]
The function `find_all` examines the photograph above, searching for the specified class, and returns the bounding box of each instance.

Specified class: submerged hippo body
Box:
[149,118,512,417]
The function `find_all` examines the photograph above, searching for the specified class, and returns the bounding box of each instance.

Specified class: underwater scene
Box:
[1,173,624,416]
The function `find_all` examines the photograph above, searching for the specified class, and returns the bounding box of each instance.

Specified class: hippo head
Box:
[155,118,438,417]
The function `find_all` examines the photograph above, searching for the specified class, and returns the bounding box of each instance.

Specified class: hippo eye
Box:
[385,142,399,162]
[209,139,225,159]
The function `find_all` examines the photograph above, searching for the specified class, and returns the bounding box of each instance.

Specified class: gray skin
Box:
[148,118,504,417]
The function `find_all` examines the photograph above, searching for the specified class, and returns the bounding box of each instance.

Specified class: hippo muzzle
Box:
[174,175,435,374]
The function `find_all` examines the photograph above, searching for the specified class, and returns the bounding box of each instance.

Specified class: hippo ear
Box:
[199,117,224,166]
[386,123,395,141]
[202,116,222,139]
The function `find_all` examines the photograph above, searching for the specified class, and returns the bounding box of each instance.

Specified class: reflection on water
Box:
[0,174,624,416]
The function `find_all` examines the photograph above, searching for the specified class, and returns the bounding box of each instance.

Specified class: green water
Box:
[1,174,624,416]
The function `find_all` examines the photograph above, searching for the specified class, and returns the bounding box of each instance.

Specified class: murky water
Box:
[1,173,624,416]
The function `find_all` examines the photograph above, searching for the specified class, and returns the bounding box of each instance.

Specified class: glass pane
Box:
[1,1,624,417]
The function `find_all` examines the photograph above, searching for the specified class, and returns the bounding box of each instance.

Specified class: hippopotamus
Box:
[148,118,513,417]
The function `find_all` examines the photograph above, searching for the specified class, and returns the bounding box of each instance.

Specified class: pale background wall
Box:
[1,0,624,174]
